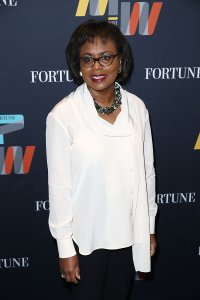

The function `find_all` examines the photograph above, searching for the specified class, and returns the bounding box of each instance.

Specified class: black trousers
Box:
[65,242,135,300]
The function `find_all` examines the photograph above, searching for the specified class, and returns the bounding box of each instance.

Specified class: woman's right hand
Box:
[59,255,81,284]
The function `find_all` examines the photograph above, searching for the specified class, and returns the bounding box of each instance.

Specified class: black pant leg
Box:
[102,246,135,300]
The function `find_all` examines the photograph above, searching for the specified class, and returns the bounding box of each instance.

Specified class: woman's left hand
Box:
[150,234,157,256]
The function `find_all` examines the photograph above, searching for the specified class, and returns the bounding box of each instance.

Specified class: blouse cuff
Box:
[149,216,156,234]
[57,237,76,258]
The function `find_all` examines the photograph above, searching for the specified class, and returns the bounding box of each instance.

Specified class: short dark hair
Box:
[66,19,133,85]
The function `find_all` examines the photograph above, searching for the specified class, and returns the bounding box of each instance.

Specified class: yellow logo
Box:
[76,0,108,16]
[194,133,200,150]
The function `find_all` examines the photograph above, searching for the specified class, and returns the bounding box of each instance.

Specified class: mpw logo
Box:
[0,115,35,175]
[194,133,200,150]
[0,0,18,6]
[76,0,163,36]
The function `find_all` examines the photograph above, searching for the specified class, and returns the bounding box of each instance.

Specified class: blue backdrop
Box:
[0,1,200,299]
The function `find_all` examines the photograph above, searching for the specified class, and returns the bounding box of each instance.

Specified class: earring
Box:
[118,61,122,73]
[80,71,82,76]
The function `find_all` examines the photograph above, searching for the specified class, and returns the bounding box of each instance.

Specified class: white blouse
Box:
[46,83,157,272]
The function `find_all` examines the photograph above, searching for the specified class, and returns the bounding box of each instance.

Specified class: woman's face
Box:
[79,37,120,94]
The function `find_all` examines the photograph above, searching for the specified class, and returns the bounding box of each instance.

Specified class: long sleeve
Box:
[143,111,157,234]
[46,113,76,258]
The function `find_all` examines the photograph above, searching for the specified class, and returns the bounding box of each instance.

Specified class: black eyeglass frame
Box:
[79,53,119,68]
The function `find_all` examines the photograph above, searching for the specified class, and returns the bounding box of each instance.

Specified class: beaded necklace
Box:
[93,82,122,115]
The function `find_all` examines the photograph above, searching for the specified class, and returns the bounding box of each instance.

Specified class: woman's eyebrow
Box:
[81,51,114,56]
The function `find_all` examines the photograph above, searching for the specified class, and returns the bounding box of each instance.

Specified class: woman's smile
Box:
[90,74,108,82]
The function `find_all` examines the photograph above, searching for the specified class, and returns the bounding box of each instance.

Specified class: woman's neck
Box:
[88,84,115,107]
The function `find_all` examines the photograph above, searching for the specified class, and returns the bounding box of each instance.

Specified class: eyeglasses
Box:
[79,53,118,68]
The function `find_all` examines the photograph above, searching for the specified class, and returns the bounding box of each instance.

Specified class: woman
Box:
[46,20,157,299]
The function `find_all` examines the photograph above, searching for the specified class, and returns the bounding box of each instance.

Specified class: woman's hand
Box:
[59,255,81,284]
[150,234,157,256]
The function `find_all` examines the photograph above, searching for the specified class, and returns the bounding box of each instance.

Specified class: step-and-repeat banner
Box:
[0,1,199,299]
